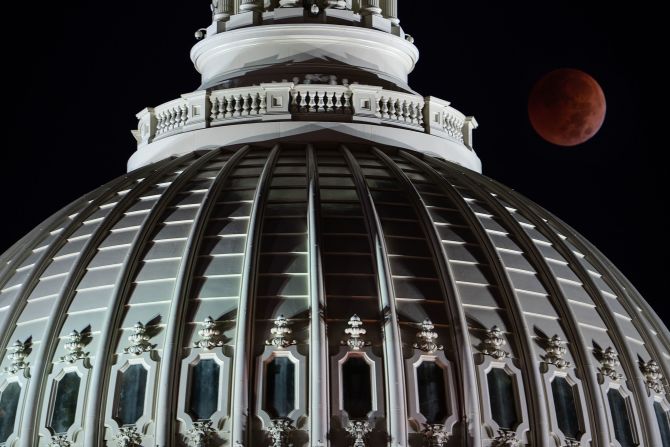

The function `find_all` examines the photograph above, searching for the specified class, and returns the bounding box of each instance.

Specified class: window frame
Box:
[176,348,231,433]
[255,344,306,429]
[542,364,589,446]
[602,378,640,447]
[404,349,458,434]
[104,353,157,441]
[475,353,530,443]
[0,374,26,447]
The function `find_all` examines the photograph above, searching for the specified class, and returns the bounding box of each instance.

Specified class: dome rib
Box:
[0,182,110,353]
[1,143,667,446]
[230,145,280,445]
[156,145,252,445]
[373,147,478,444]
[508,194,667,446]
[19,156,183,443]
[423,157,549,445]
[341,144,408,444]
[466,167,665,446]
[306,144,329,445]
[518,193,670,370]
[82,151,212,446]
[465,170,611,446]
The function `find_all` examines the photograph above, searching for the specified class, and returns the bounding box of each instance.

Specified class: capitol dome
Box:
[0,2,668,447]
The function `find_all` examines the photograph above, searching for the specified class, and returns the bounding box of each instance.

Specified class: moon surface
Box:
[528,68,606,146]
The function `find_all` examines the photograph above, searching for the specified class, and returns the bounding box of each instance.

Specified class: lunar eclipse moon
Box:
[528,68,606,147]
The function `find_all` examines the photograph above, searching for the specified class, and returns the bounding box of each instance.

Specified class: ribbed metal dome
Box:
[0,142,668,447]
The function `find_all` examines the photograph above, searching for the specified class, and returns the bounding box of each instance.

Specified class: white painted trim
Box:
[190,24,419,86]
[128,121,481,174]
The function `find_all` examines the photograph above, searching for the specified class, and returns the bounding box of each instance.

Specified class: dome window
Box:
[607,388,636,447]
[342,356,373,419]
[654,402,670,447]
[114,364,148,426]
[487,367,519,431]
[550,376,580,440]
[188,359,220,421]
[264,356,296,418]
[47,371,81,434]
[0,382,21,443]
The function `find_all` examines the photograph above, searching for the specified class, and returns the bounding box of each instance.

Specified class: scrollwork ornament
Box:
[641,360,665,394]
[414,319,443,353]
[3,340,28,375]
[187,420,216,447]
[114,426,142,447]
[482,326,510,360]
[123,322,153,355]
[267,418,294,447]
[194,316,224,350]
[48,434,72,447]
[266,315,296,349]
[493,429,520,447]
[342,315,370,351]
[422,423,450,446]
[564,439,581,447]
[345,420,372,447]
[60,330,88,363]
[543,335,571,369]
[599,347,623,381]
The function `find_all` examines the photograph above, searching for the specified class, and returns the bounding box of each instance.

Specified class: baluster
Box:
[242,93,250,116]
[258,92,266,114]
[343,91,352,110]
[390,98,399,120]
[299,91,308,110]
[416,103,424,126]
[325,92,334,111]
[211,96,219,121]
[332,92,341,110]
[316,91,325,111]
[408,101,417,125]
[180,104,188,126]
[250,92,259,115]
[217,97,226,120]
[308,91,317,111]
[378,96,386,119]
[225,95,234,118]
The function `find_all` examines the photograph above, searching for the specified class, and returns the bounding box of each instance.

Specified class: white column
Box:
[239,0,260,12]
[360,0,381,16]
[213,0,234,21]
[382,0,398,24]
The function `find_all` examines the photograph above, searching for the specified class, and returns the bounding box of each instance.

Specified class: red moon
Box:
[528,68,606,147]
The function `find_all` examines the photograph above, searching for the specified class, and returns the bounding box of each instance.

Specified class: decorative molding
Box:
[267,418,294,447]
[187,420,216,447]
[59,330,88,364]
[564,439,581,447]
[134,85,473,151]
[123,322,154,355]
[342,315,370,351]
[598,347,622,382]
[481,326,510,360]
[48,434,72,447]
[413,319,443,353]
[543,335,571,369]
[113,425,143,447]
[422,423,450,447]
[492,429,520,447]
[194,316,224,350]
[640,360,665,394]
[3,339,29,375]
[265,315,296,349]
[345,420,372,447]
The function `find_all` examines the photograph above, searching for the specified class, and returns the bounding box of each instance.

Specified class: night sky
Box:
[1,3,666,323]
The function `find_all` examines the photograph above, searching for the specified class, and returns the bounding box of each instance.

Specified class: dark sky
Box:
[1,3,666,323]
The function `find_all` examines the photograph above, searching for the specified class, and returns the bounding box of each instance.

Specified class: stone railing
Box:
[134,83,475,150]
